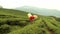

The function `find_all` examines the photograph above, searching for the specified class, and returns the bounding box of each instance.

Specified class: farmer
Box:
[27,13,38,22]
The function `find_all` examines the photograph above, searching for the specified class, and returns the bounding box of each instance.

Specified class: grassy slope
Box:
[9,16,60,34]
[0,8,28,17]
[0,8,60,34]
[0,8,29,34]
[0,8,29,20]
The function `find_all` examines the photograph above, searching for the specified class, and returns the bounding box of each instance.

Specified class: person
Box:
[27,13,38,22]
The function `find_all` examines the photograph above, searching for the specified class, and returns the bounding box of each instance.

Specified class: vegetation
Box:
[0,8,60,34]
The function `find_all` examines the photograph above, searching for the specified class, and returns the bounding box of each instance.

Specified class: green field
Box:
[0,8,60,34]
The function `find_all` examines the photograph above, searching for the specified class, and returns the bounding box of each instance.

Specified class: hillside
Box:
[16,6,60,17]
[0,8,60,34]
[0,8,29,34]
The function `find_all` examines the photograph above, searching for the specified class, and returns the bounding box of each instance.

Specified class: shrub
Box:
[0,24,10,34]
[6,19,28,27]
[6,20,20,25]
[0,20,7,25]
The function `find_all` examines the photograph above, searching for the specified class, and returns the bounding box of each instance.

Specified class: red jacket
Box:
[29,16,35,20]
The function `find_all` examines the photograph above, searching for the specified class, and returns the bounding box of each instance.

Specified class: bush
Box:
[6,20,20,25]
[0,24,10,34]
[18,21,28,27]
[6,19,28,27]
[0,20,7,25]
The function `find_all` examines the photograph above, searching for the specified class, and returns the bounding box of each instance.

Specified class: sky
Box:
[0,0,60,10]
